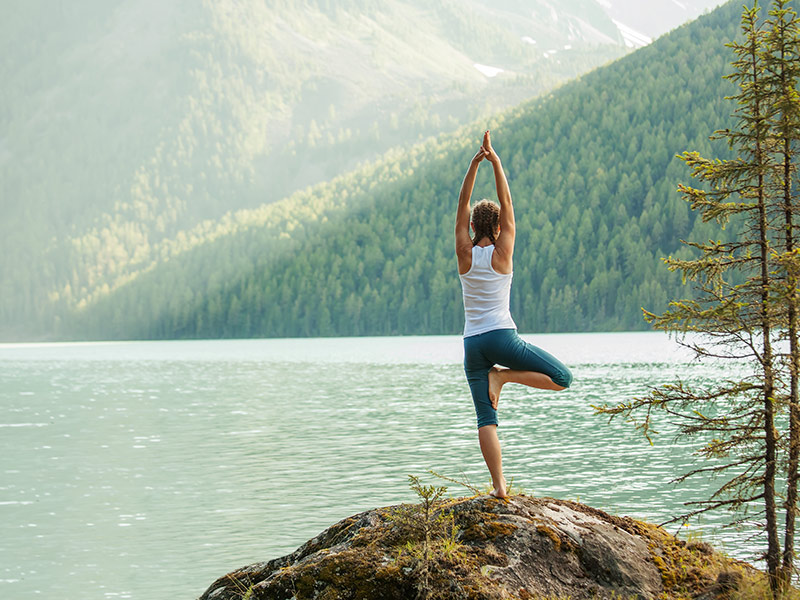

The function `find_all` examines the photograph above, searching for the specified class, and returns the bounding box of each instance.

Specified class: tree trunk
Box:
[752,31,780,590]
[771,5,800,582]
[758,153,780,595]
[780,98,799,587]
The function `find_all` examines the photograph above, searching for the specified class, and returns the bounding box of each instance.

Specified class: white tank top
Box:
[459,245,516,337]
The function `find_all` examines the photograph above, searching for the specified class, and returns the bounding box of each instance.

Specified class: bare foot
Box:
[488,367,505,410]
[490,477,508,499]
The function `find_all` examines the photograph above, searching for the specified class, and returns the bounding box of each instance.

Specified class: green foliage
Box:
[390,475,463,600]
[390,475,452,550]
[58,1,743,340]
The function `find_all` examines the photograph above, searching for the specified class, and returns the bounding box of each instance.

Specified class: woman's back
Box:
[459,245,516,337]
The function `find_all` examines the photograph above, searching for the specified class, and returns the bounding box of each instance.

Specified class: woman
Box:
[455,131,573,499]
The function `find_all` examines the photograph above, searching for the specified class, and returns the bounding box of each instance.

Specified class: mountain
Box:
[60,1,742,340]
[1,0,736,340]
[2,0,633,338]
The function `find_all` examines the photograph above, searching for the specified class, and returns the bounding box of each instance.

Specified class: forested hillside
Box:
[2,0,642,340]
[65,1,741,339]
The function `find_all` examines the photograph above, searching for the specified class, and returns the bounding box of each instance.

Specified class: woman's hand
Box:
[471,145,488,165]
[482,130,500,163]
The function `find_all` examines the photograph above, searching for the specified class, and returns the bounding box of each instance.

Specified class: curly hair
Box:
[471,199,500,246]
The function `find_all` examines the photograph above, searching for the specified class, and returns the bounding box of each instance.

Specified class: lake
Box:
[0,332,764,599]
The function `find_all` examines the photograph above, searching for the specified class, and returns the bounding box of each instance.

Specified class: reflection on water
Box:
[0,332,762,599]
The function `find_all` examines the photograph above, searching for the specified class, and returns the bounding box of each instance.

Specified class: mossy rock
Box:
[199,495,758,600]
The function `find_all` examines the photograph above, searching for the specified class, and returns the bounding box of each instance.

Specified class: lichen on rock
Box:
[198,495,755,600]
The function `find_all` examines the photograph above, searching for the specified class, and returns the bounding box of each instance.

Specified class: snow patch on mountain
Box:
[612,19,652,48]
[473,63,504,77]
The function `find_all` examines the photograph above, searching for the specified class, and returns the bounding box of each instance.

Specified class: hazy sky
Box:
[597,0,730,38]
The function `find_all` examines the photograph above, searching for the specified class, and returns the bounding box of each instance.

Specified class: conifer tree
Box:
[597,2,799,592]
[763,0,800,583]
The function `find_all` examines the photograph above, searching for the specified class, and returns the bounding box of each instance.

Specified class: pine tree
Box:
[596,2,800,593]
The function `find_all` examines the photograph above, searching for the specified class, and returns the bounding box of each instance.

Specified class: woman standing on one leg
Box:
[455,131,573,499]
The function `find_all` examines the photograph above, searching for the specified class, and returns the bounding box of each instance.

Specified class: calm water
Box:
[0,332,762,599]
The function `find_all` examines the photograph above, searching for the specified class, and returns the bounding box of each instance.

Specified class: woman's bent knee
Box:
[553,367,573,389]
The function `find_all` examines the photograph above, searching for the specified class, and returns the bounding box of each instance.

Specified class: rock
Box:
[198,495,753,600]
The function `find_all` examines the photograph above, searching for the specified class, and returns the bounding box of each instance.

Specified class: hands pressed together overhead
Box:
[472,130,500,165]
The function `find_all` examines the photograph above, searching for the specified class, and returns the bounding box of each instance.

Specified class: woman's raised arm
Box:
[482,131,515,266]
[455,144,488,274]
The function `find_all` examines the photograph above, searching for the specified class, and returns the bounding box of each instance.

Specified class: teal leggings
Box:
[463,328,573,428]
